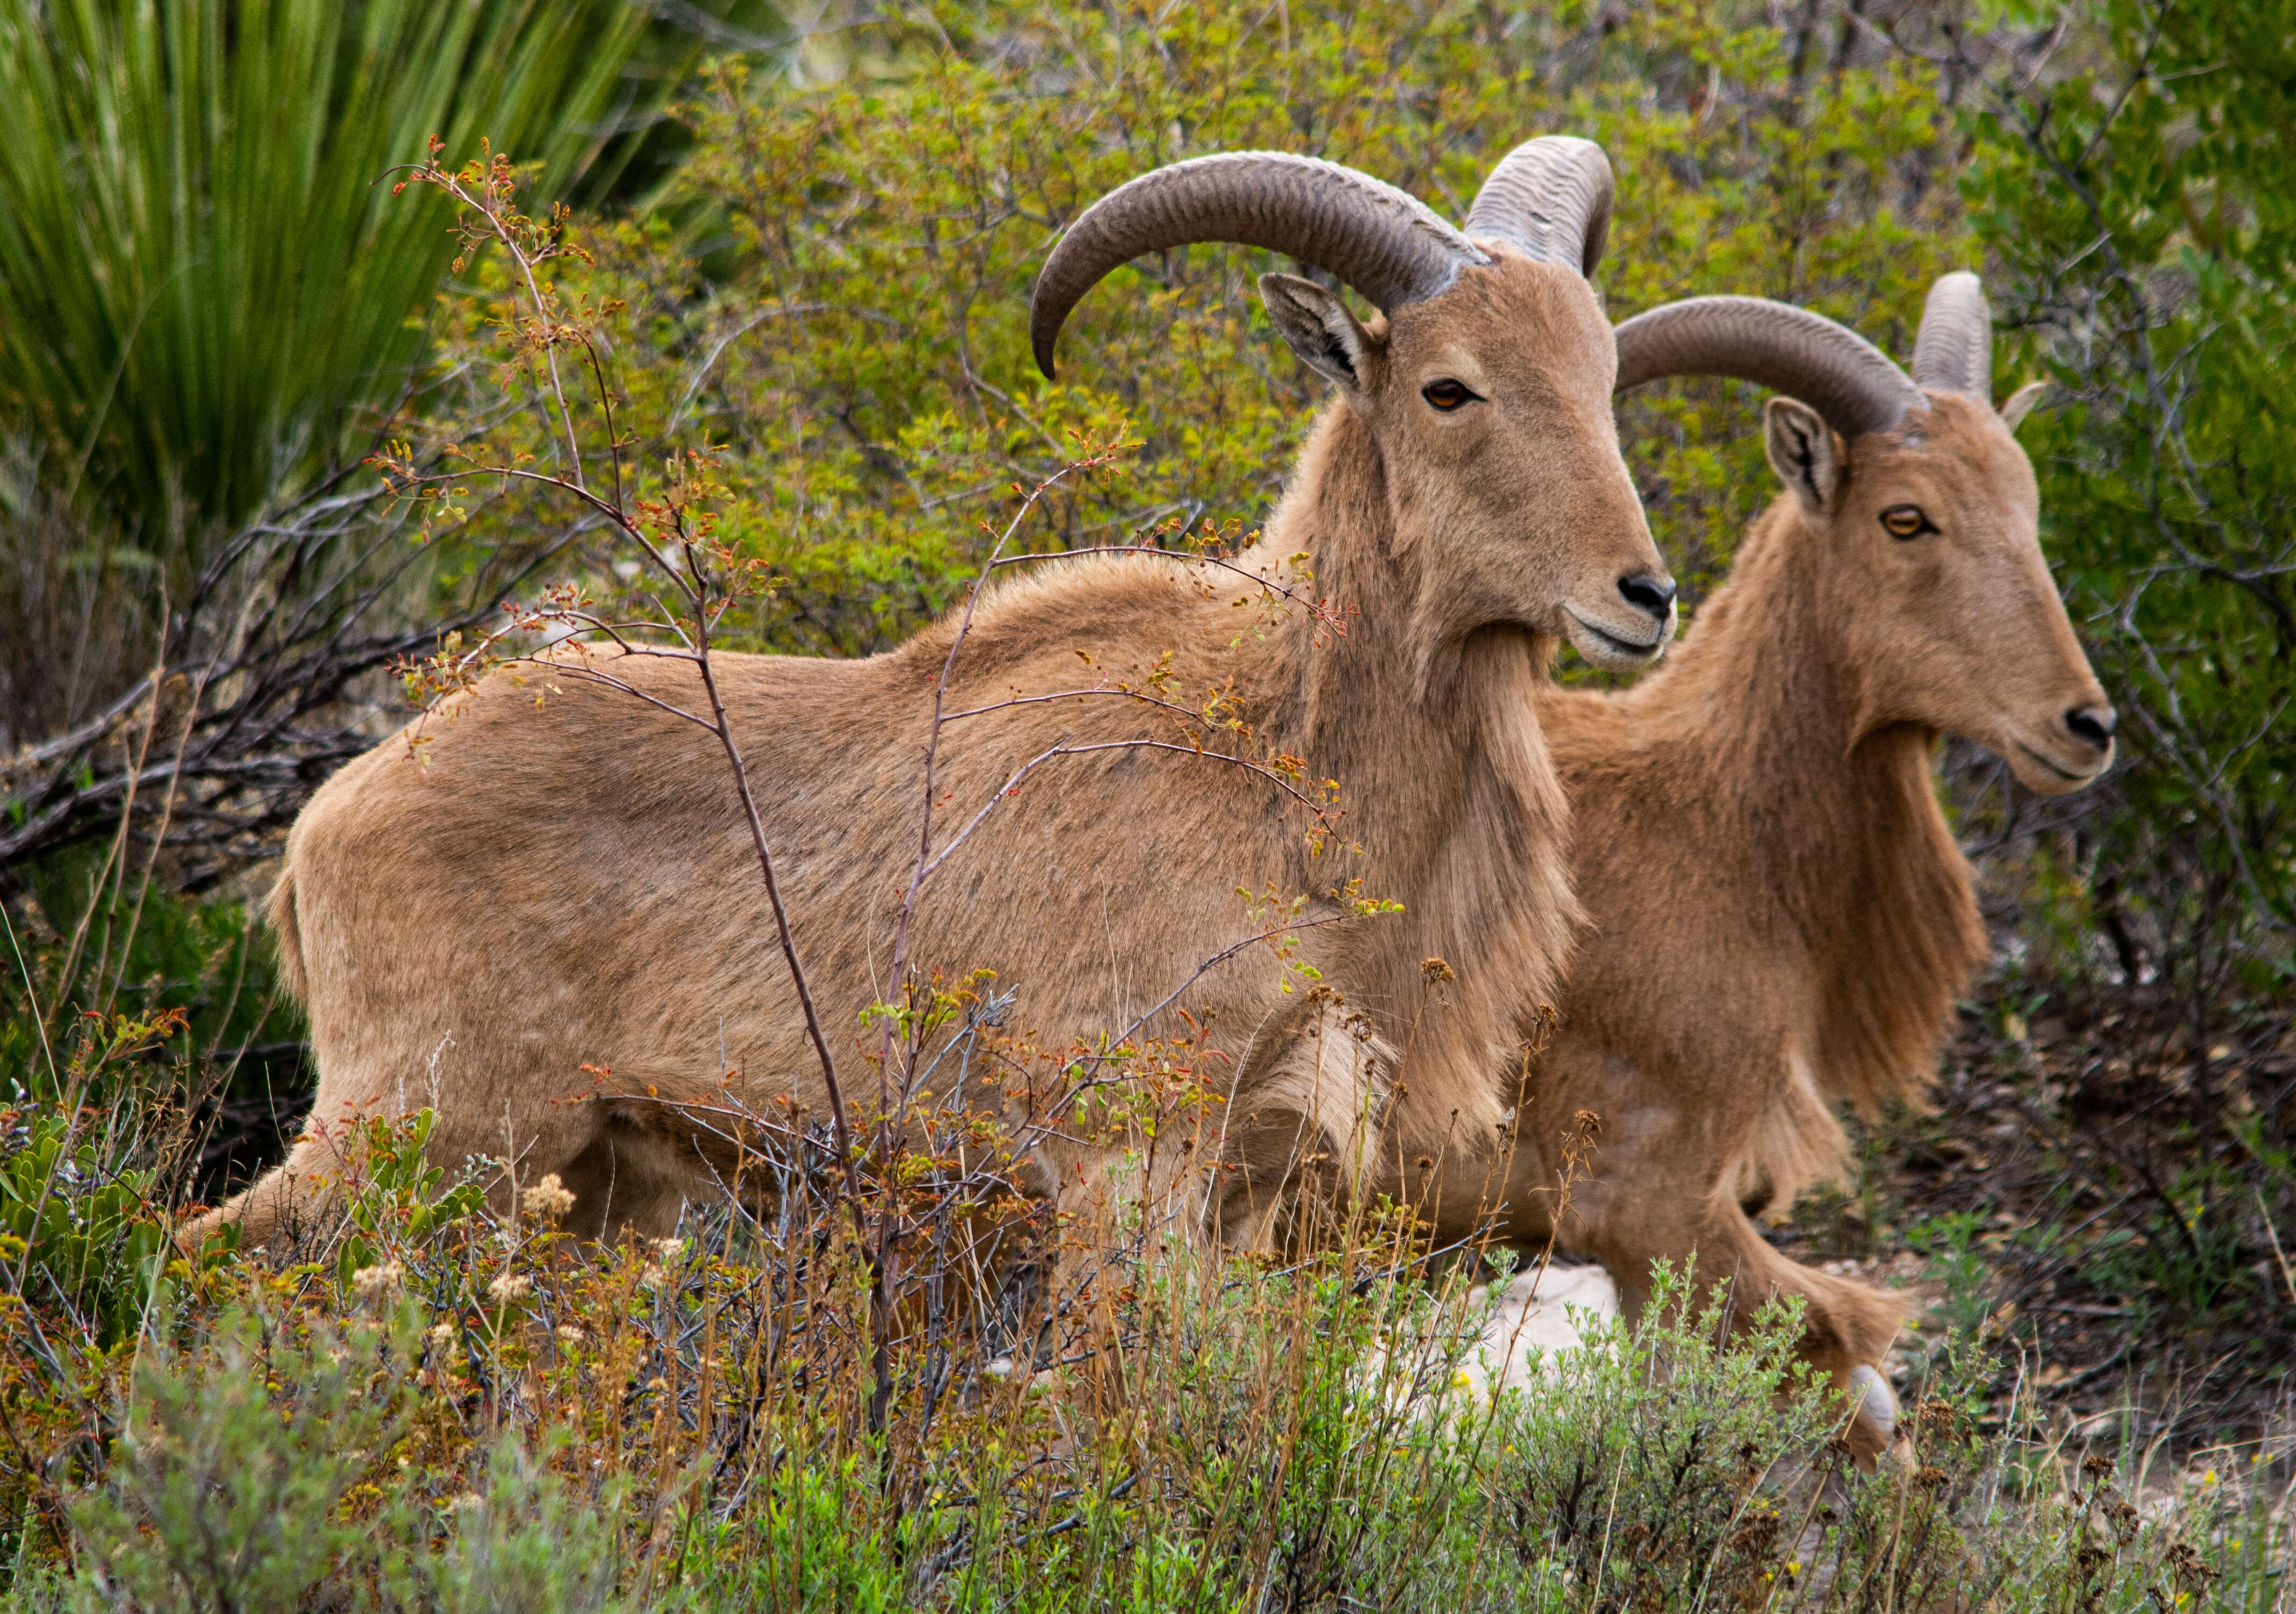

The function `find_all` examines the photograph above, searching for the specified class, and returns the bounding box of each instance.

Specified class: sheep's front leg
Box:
[1202,994,1399,1253]
[1577,1180,1910,1459]
[1495,1038,1911,1461]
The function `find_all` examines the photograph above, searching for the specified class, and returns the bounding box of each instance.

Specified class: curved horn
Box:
[1611,296,1926,438]
[1911,270,1992,401]
[1464,136,1614,277]
[1030,152,1488,379]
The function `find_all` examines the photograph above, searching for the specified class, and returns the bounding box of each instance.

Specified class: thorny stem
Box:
[687,594,897,1440]
[690,630,862,1211]
[1077,910,1359,1088]
[918,736,1334,893]
[386,146,902,1419]
[993,543,1350,638]
[865,455,1121,1451]
[443,158,586,491]
[580,334,626,514]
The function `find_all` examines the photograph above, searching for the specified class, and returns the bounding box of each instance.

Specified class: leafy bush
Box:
[417,0,1968,661]
[333,1109,489,1294]
[0,1100,170,1352]
[3,1202,2280,1610]
[378,1431,633,1614]
[1960,0,2296,1000]
[57,1306,412,1613]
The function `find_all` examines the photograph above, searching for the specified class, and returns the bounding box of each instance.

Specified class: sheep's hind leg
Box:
[177,1127,362,1258]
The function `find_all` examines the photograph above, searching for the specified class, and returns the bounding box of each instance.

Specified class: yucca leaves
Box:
[0,0,650,548]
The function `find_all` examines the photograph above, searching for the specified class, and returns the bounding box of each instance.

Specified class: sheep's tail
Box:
[265,865,310,1006]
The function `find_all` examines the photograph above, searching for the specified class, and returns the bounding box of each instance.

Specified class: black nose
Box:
[1618,572,1677,623]
[2065,704,2117,749]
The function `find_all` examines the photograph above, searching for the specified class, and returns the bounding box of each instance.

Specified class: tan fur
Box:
[265,868,307,1004]
[1412,390,2111,1433]
[189,251,1669,1256]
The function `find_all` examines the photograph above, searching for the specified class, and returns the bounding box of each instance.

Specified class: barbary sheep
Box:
[1410,274,2113,1455]
[188,138,1676,1255]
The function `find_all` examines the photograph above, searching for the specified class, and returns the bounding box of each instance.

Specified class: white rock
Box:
[1462,1262,1622,1399]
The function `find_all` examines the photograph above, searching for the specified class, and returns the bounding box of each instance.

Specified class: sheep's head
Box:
[1613,275,2115,794]
[1031,139,1675,671]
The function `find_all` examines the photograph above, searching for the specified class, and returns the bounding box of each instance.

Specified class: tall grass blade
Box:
[0,0,650,550]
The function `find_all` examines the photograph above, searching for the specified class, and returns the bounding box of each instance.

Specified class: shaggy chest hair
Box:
[1536,498,1989,1196]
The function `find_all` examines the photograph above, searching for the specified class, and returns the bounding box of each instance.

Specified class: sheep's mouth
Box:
[2013,738,2107,785]
[1564,608,1667,668]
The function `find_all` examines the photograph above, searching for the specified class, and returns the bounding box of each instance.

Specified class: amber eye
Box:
[1880,504,1936,539]
[1421,378,1475,412]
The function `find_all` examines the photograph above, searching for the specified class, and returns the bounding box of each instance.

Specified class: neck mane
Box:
[1605,496,1989,1112]
[1248,406,1579,1146]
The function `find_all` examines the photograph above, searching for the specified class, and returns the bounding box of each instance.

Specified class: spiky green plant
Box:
[0,0,649,550]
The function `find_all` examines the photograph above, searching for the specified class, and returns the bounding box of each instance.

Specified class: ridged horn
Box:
[1611,296,1926,438]
[1911,270,1992,400]
[1030,152,1489,379]
[1464,136,1614,276]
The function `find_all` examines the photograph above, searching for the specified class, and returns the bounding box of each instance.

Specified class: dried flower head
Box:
[521,1172,576,1222]
[487,1272,533,1304]
[350,1259,404,1300]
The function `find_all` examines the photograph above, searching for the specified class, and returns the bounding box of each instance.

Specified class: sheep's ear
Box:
[1998,379,2049,434]
[1260,272,1378,395]
[1765,397,1843,516]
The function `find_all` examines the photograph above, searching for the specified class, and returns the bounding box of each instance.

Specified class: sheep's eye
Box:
[1421,378,1475,412]
[1880,504,1935,539]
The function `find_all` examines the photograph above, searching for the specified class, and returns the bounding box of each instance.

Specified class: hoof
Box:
[1849,1363,1898,1440]
[1846,1364,1900,1468]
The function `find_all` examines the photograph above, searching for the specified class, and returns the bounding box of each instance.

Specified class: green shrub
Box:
[4,851,297,1108]
[418,0,1968,662]
[378,1431,633,1614]
[0,1103,169,1351]
[60,1305,413,1612]
[1964,0,2296,998]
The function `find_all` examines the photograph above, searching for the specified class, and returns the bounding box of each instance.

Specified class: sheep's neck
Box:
[1633,497,1985,1107]
[1246,404,1577,1135]
[1662,501,1925,806]
[1255,404,1565,858]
